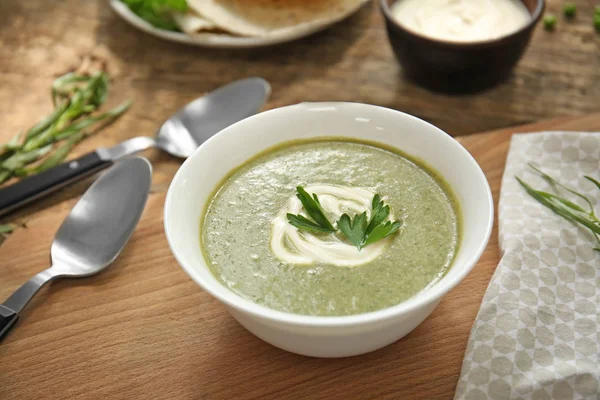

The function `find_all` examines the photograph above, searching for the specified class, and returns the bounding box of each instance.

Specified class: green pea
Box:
[563,3,576,17]
[543,14,557,30]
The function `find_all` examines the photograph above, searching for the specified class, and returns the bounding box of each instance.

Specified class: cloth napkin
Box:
[454,132,600,400]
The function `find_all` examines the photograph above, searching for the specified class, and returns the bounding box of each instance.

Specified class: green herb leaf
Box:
[337,194,402,250]
[52,74,90,106]
[363,220,402,248]
[530,163,595,214]
[553,196,588,213]
[121,0,187,31]
[365,194,390,235]
[287,214,336,234]
[21,73,127,152]
[53,100,131,141]
[17,132,85,176]
[294,186,336,232]
[337,212,368,250]
[287,188,402,251]
[516,176,600,242]
[89,73,110,107]
[584,176,600,192]
[1,145,53,171]
[0,131,24,158]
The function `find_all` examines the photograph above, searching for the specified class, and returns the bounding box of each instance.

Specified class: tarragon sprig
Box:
[287,187,402,250]
[0,71,131,186]
[517,164,600,252]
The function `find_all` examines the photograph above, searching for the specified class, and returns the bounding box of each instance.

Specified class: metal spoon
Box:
[0,78,270,216]
[0,156,152,341]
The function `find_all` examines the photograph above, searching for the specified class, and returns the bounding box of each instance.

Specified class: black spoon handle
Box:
[0,151,112,217]
[0,305,18,342]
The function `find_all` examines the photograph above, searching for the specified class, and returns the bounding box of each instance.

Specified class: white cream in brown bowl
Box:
[390,0,531,43]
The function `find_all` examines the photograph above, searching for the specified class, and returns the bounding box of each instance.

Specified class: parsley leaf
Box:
[293,186,336,232]
[363,221,402,248]
[337,212,368,249]
[286,214,335,233]
[287,187,336,233]
[365,194,390,235]
[286,188,402,251]
[338,194,402,250]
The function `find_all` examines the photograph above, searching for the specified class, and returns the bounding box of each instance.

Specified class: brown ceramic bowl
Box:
[381,0,545,93]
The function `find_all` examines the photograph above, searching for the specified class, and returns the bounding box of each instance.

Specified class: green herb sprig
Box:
[0,71,130,185]
[287,186,337,233]
[517,165,600,252]
[286,187,402,250]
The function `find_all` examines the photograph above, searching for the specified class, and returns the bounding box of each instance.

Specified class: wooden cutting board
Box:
[1,114,598,400]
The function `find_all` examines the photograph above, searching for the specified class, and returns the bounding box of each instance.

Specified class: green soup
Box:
[201,139,460,316]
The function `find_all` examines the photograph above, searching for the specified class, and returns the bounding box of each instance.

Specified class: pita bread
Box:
[186,0,369,37]
[173,11,218,34]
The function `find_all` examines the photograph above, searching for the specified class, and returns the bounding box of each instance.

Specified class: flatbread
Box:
[186,0,369,37]
[173,11,218,34]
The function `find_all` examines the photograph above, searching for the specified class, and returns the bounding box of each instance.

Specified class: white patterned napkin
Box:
[454,132,600,400]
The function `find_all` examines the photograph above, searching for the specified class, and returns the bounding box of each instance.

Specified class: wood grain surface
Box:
[1,0,600,398]
[1,114,599,400]
[1,0,600,140]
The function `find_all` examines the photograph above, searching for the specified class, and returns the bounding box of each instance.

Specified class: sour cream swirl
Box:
[270,185,395,267]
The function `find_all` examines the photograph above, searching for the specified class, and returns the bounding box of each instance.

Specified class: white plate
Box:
[109,0,366,49]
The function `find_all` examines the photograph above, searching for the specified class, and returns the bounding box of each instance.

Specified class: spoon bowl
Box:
[50,157,153,277]
[99,78,271,161]
[155,78,271,158]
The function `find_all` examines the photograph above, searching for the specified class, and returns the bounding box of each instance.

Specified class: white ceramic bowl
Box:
[164,102,493,358]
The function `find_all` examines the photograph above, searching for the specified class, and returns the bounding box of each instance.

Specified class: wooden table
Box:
[1,114,599,400]
[1,0,600,398]
[1,0,600,138]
